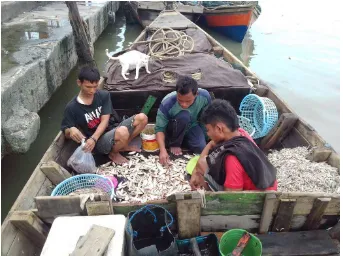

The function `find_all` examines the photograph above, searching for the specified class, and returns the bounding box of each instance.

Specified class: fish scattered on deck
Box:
[268,147,340,193]
[97,154,193,203]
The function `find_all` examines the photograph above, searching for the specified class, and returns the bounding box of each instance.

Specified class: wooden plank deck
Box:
[148,11,197,30]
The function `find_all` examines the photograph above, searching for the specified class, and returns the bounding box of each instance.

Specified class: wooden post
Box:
[260,113,298,150]
[176,192,202,239]
[71,225,115,256]
[259,194,277,233]
[272,199,296,232]
[10,211,49,248]
[40,161,72,185]
[303,198,331,230]
[65,1,97,68]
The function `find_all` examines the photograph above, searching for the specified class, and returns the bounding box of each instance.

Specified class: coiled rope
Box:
[132,27,195,60]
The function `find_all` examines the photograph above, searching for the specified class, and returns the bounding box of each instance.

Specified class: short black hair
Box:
[201,99,239,131]
[78,66,100,83]
[176,76,198,95]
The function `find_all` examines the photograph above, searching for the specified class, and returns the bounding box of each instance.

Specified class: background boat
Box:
[199,1,259,42]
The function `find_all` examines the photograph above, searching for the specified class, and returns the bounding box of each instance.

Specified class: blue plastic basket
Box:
[239,94,278,139]
[51,174,115,199]
[238,115,255,138]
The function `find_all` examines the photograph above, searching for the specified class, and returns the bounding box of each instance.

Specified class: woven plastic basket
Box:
[239,94,278,139]
[238,115,255,138]
[51,174,115,199]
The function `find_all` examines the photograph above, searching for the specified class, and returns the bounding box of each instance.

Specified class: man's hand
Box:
[159,149,170,166]
[83,138,96,153]
[190,171,205,190]
[170,146,182,156]
[69,127,85,143]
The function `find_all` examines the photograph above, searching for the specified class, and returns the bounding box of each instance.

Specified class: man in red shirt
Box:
[190,99,277,191]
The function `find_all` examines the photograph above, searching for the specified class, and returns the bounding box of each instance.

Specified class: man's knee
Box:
[135,113,148,126]
[175,110,191,124]
[115,126,130,141]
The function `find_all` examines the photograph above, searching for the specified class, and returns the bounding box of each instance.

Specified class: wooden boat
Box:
[127,1,203,27]
[1,11,340,256]
[200,2,259,42]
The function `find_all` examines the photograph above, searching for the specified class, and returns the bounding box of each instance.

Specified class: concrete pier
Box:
[1,1,120,156]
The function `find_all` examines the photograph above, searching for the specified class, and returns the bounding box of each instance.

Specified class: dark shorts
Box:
[94,115,135,155]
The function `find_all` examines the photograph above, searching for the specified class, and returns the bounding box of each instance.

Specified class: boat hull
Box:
[202,8,254,42]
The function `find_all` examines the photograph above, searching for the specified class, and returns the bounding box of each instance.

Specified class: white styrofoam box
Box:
[40,215,127,256]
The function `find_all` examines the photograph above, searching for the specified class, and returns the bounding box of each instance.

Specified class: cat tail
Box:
[105,49,119,60]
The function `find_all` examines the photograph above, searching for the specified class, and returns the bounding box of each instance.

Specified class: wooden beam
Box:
[176,193,202,239]
[303,198,331,230]
[10,211,49,248]
[259,194,277,233]
[40,161,72,185]
[272,199,296,232]
[35,196,82,222]
[86,201,114,216]
[71,225,115,256]
[260,113,298,150]
[306,147,333,163]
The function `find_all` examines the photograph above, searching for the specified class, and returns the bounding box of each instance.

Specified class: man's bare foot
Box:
[109,152,129,164]
[170,147,182,156]
[121,145,142,152]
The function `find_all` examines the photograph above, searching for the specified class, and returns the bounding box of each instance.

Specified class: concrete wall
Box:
[1,1,51,22]
[1,1,120,157]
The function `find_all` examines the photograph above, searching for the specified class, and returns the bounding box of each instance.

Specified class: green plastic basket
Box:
[219,229,262,256]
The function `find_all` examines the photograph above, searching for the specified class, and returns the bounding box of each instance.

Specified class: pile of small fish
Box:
[97,153,193,203]
[268,147,340,193]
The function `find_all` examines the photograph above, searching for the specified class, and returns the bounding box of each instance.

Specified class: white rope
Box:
[132,27,195,60]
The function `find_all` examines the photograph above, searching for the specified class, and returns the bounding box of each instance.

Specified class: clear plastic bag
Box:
[67,140,96,174]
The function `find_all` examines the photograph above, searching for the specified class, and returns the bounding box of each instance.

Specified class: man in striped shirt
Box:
[155,76,211,165]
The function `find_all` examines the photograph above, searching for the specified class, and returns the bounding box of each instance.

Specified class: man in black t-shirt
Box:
[61,67,148,164]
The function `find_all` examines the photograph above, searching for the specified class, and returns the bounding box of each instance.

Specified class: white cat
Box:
[105,49,151,80]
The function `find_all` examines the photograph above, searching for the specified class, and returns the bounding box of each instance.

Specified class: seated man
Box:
[190,99,277,191]
[61,66,148,164]
[155,76,212,165]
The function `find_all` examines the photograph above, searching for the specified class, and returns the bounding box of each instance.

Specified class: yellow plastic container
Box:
[141,124,159,152]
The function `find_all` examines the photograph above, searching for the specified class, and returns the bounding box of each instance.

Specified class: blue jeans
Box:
[166,111,206,154]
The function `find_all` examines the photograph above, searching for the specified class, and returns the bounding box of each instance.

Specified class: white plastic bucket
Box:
[140,124,159,152]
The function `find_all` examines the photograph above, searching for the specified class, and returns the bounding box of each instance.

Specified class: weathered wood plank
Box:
[71,225,115,256]
[202,192,266,215]
[1,216,19,256]
[86,201,114,216]
[303,198,331,230]
[257,230,339,256]
[7,231,41,256]
[35,196,82,221]
[112,200,176,216]
[272,199,296,232]
[260,113,298,150]
[200,215,260,232]
[176,199,201,239]
[276,193,340,215]
[10,211,49,248]
[259,194,277,233]
[40,161,72,185]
